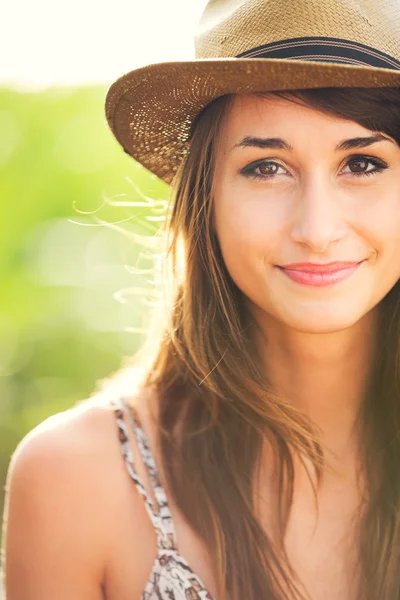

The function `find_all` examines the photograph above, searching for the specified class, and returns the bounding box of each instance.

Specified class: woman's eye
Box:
[341,155,388,177]
[240,160,287,180]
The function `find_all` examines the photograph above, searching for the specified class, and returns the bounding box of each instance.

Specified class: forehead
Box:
[220,93,371,147]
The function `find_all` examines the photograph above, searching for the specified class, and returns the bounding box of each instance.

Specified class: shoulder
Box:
[2,395,124,597]
[4,394,127,517]
[6,395,119,489]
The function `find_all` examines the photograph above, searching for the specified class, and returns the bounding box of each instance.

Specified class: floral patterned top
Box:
[111,396,214,600]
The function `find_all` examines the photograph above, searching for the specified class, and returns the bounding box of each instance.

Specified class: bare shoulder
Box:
[6,395,119,493]
[2,395,124,600]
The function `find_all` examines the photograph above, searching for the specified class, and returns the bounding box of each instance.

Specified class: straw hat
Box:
[105,0,400,185]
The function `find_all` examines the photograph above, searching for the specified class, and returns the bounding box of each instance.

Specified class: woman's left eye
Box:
[342,155,389,177]
[240,155,389,180]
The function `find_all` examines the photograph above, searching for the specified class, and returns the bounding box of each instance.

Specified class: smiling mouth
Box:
[276,261,365,287]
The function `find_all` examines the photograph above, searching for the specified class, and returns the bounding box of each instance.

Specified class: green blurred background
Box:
[0,84,170,533]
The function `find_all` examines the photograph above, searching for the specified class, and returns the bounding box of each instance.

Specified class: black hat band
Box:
[237,36,400,70]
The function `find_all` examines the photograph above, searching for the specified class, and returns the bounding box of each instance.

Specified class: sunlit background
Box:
[0,0,208,546]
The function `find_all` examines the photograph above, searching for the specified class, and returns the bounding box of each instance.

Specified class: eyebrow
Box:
[232,133,394,153]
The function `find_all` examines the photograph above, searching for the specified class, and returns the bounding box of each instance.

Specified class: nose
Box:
[290,176,346,252]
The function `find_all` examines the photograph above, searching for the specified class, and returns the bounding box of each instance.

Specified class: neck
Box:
[253,306,379,462]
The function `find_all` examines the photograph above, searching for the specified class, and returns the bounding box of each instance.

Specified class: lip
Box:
[279,261,363,273]
[276,260,365,287]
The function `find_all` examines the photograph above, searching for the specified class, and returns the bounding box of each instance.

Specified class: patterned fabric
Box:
[111,396,214,600]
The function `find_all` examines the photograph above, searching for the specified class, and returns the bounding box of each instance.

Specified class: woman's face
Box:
[212,93,400,333]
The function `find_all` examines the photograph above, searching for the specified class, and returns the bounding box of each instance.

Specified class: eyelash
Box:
[240,155,389,181]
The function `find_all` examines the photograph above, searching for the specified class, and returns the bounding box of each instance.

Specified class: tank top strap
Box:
[110,395,177,551]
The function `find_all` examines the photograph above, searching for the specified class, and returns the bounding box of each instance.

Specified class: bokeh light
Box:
[1,1,209,551]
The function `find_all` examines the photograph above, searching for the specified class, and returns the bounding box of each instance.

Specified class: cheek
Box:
[213,195,285,288]
[345,191,400,303]
[375,218,400,284]
[363,193,400,263]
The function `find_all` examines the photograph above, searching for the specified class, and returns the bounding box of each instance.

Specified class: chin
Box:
[277,305,367,334]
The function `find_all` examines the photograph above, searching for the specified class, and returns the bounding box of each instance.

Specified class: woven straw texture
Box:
[105,0,400,185]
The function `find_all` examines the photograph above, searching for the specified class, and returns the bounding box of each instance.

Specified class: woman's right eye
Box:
[240,159,288,180]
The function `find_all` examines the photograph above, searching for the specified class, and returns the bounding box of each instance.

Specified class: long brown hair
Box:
[104,87,400,599]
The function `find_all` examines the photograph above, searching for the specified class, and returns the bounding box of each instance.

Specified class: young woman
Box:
[4,1,400,599]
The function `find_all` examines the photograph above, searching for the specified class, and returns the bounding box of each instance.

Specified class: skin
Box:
[213,93,400,460]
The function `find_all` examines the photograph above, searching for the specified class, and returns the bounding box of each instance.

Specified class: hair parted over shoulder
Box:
[103,87,400,600]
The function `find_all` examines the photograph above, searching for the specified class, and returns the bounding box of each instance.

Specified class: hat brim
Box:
[105,58,400,185]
